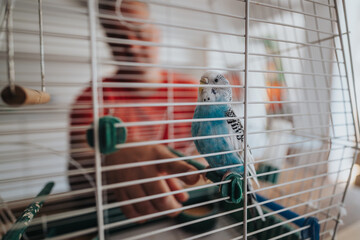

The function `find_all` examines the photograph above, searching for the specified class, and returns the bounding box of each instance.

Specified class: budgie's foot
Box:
[220,172,243,204]
[203,167,223,183]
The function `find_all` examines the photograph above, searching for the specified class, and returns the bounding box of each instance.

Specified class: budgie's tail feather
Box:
[248,185,265,221]
[242,147,260,188]
[254,198,265,222]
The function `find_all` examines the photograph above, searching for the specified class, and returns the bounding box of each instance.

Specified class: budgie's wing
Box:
[191,119,203,154]
[224,107,259,187]
[193,112,231,154]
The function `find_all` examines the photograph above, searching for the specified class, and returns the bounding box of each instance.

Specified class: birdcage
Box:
[0,0,359,239]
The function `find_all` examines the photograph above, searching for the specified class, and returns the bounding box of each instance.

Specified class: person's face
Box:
[100,1,160,76]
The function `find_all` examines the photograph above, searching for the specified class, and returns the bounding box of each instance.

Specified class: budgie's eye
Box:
[215,78,218,83]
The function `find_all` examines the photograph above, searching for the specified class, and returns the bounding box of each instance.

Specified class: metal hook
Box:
[6,0,15,94]
[38,0,45,92]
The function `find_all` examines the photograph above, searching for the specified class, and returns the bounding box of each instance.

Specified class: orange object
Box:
[266,80,283,114]
[265,60,284,114]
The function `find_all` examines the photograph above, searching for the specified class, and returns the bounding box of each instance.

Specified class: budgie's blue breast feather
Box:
[191,104,244,176]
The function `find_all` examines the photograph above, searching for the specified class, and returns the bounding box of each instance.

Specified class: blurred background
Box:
[0,0,359,239]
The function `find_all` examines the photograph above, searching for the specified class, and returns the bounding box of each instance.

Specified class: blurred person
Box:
[69,0,201,221]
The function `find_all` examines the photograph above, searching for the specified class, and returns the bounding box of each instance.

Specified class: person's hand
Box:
[105,144,200,221]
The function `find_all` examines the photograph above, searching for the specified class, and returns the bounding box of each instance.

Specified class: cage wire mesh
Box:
[0,0,359,239]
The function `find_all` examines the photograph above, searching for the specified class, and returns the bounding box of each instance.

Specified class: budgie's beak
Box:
[200,77,209,84]
[199,77,209,93]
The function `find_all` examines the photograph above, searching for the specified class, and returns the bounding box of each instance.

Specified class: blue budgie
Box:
[191,71,264,220]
